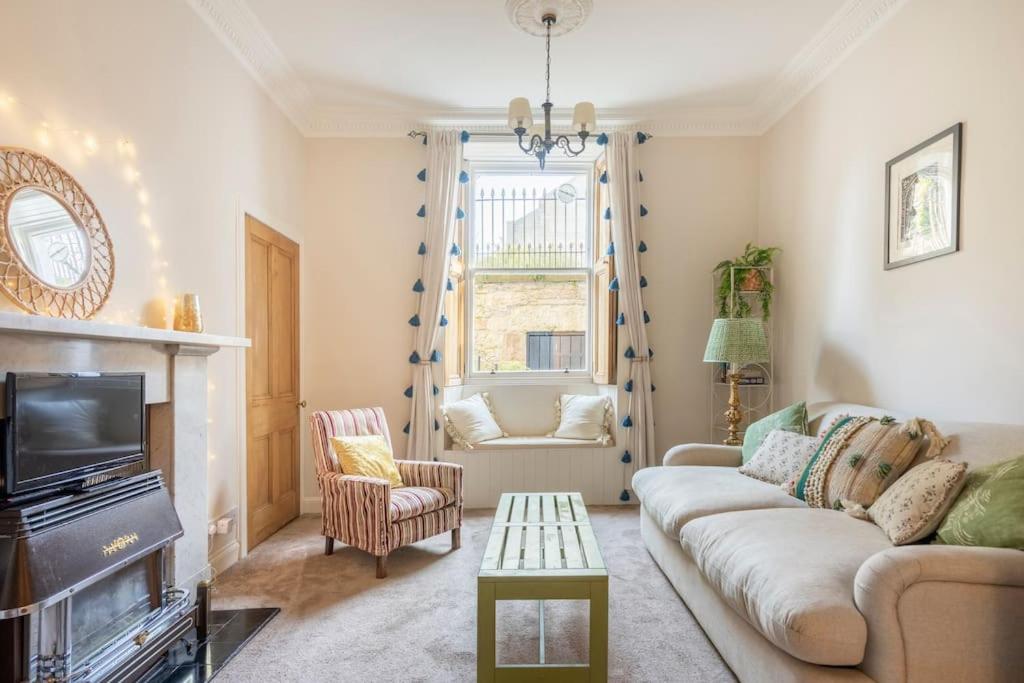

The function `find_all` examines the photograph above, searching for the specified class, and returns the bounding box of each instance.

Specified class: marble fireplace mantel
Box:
[0,311,250,596]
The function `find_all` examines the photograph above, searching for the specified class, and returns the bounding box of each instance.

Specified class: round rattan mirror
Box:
[0,148,114,318]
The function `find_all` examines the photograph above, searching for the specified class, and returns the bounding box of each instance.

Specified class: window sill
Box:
[448,436,613,451]
[461,374,598,387]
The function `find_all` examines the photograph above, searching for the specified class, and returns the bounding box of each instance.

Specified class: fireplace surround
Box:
[0,312,249,681]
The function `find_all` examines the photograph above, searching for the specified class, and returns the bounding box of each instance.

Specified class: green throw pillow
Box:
[741,401,809,464]
[935,455,1024,549]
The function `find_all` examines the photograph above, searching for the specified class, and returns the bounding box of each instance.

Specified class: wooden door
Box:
[245,215,300,550]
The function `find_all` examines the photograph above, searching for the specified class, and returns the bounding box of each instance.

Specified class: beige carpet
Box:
[214,507,735,682]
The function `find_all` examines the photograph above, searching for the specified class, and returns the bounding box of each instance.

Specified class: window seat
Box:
[458,436,609,450]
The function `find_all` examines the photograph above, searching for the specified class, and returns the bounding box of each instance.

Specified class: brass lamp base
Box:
[723,372,744,446]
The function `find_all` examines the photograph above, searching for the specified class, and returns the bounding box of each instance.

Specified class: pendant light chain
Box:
[545,18,552,104]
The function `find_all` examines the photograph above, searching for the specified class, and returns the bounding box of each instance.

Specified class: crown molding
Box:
[753,0,910,132]
[187,0,313,133]
[189,0,908,139]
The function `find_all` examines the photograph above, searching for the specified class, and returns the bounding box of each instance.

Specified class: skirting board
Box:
[210,539,241,576]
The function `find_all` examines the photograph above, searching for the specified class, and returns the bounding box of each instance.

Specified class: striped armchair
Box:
[309,407,463,578]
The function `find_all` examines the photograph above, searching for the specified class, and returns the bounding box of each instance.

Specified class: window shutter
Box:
[592,155,617,384]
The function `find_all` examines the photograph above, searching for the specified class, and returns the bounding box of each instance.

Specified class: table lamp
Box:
[703,318,769,446]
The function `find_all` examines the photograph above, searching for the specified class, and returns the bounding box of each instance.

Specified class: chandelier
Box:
[506,8,595,170]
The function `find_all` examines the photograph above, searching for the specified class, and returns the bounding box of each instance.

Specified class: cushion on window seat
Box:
[472,436,606,449]
[389,486,455,522]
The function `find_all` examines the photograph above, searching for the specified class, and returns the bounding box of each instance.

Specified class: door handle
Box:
[297,400,307,409]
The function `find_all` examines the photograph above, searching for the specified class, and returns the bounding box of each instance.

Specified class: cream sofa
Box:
[632,402,1024,683]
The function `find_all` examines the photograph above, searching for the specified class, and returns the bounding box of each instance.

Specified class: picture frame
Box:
[884,123,962,270]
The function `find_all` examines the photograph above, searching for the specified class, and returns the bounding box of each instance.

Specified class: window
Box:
[441,154,616,386]
[466,166,592,376]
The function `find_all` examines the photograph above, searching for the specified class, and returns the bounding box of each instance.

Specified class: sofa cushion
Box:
[631,466,805,537]
[389,486,455,522]
[681,508,892,666]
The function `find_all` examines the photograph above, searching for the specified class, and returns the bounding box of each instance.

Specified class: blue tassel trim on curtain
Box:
[409,351,421,364]
[620,450,632,464]
[446,278,454,292]
[456,207,465,220]
[459,170,469,183]
[621,415,633,428]
[638,240,648,252]
[417,242,427,255]
[640,205,649,217]
[439,314,449,327]
[461,130,471,143]
[615,312,625,326]
[596,132,609,145]
[606,242,615,256]
[404,422,411,433]
[649,347,655,359]
[417,168,427,182]
[408,314,421,327]
[429,350,441,362]
[619,489,631,502]
[624,346,635,359]
[603,207,612,220]
[651,384,657,392]
[433,384,440,396]
[404,386,414,398]
[624,379,633,393]
[599,170,608,184]
[643,310,651,324]
[636,132,649,144]
[434,419,441,431]
[450,243,462,256]
[413,279,425,292]
[416,204,426,217]
[639,170,644,183]
[609,277,619,292]
[639,276,648,288]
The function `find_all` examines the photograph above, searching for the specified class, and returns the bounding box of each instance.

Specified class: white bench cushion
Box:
[473,436,605,449]
[681,508,892,666]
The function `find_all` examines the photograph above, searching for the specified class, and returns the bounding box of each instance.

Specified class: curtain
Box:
[606,131,656,479]
[406,129,466,460]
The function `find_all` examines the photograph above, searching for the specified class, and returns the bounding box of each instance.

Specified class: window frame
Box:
[464,160,595,384]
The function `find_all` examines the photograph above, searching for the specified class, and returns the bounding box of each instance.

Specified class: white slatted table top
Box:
[479,492,607,581]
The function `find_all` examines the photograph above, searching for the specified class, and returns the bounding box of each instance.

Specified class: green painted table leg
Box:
[589,580,608,682]
[478,581,496,682]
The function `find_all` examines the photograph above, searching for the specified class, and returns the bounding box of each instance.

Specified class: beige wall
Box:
[758,0,1023,424]
[0,0,306,562]
[303,136,759,496]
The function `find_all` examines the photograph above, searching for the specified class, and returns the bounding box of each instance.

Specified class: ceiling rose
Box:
[505,0,593,37]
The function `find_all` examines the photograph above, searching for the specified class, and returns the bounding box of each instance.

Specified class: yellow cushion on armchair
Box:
[329,434,404,488]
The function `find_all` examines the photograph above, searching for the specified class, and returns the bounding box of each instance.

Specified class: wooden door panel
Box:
[270,245,296,398]
[246,215,300,551]
[248,238,272,399]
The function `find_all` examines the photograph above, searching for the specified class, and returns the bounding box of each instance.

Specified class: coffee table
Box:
[477,492,608,682]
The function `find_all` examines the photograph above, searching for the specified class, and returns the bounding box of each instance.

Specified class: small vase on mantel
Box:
[174,293,204,333]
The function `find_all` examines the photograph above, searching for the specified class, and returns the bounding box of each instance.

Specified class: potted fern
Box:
[714,243,781,319]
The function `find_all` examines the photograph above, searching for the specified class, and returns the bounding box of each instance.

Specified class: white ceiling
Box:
[189,0,908,136]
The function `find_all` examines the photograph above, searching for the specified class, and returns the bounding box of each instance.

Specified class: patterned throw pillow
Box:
[741,401,808,464]
[935,455,1024,549]
[794,415,950,510]
[867,459,968,544]
[739,429,820,486]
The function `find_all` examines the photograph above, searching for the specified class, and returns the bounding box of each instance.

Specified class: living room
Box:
[0,0,1020,681]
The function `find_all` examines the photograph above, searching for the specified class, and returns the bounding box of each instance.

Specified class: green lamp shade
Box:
[703,318,769,366]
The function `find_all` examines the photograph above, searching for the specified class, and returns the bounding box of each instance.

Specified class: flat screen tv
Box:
[2,372,146,498]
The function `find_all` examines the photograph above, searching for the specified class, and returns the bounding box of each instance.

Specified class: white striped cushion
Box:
[390,486,455,522]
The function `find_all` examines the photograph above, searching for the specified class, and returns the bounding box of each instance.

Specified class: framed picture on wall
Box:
[884,123,962,269]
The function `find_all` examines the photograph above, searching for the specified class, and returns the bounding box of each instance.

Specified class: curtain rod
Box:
[407,130,652,142]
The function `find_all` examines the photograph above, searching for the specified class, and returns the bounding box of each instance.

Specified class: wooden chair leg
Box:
[451,528,461,550]
[324,536,335,555]
[376,554,388,579]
